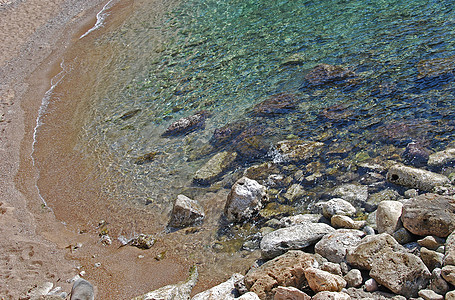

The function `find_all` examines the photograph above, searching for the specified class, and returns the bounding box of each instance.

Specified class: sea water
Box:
[34,0,455,261]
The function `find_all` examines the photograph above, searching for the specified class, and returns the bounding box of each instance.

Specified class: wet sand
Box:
[0,0,259,298]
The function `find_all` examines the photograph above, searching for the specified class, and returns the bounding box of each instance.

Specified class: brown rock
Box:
[251,93,298,117]
[305,64,355,86]
[444,231,455,266]
[441,265,455,285]
[312,291,351,300]
[304,267,346,293]
[420,247,443,271]
[162,110,210,136]
[273,286,311,300]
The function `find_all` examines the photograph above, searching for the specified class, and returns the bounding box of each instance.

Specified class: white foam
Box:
[79,0,117,39]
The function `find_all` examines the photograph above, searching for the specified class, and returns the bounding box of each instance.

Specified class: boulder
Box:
[429,268,449,295]
[441,265,455,285]
[250,93,298,117]
[132,266,197,300]
[330,215,365,230]
[418,289,444,300]
[305,64,355,86]
[210,121,248,147]
[304,267,346,293]
[274,140,324,163]
[224,177,267,223]
[331,184,369,207]
[444,230,455,266]
[343,269,362,288]
[312,291,351,300]
[162,111,210,136]
[401,193,455,238]
[260,223,335,259]
[369,250,430,298]
[318,198,356,219]
[346,233,405,270]
[386,164,450,192]
[233,127,269,160]
[191,273,243,300]
[193,151,238,185]
[420,247,444,271]
[376,201,403,235]
[314,229,364,263]
[168,195,205,228]
[244,250,317,300]
[272,286,311,300]
[429,148,455,167]
[403,142,430,167]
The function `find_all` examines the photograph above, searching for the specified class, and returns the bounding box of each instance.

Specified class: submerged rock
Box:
[403,142,430,167]
[386,164,450,191]
[275,140,324,163]
[250,93,298,117]
[120,109,141,120]
[224,177,267,223]
[168,195,205,229]
[134,151,160,165]
[428,148,455,167]
[305,64,355,86]
[331,184,369,207]
[193,151,238,185]
[417,56,455,79]
[210,121,248,148]
[162,110,210,136]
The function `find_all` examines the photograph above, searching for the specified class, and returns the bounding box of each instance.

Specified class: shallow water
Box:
[34,0,455,278]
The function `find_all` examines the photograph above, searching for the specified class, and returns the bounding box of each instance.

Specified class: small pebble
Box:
[94,262,101,267]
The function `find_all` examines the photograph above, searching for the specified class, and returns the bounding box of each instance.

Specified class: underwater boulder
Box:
[210,120,248,148]
[305,64,355,86]
[250,93,298,117]
[162,110,210,137]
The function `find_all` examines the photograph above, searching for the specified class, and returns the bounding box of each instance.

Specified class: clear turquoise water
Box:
[77,0,455,223]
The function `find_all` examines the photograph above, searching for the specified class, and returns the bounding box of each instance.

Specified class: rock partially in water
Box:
[192,273,243,300]
[132,266,197,300]
[224,177,267,223]
[304,64,355,86]
[386,164,450,192]
[304,267,346,293]
[402,142,430,167]
[416,56,455,80]
[162,110,210,137]
[244,250,317,300]
[401,193,455,238]
[168,195,205,229]
[365,189,400,213]
[314,229,364,263]
[232,126,269,161]
[274,140,324,164]
[428,148,455,167]
[243,162,280,181]
[193,151,238,185]
[260,223,335,259]
[250,93,298,117]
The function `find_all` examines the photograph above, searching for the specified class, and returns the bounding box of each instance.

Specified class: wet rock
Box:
[364,278,378,292]
[318,198,356,219]
[420,247,444,271]
[418,289,444,300]
[244,250,317,300]
[314,229,364,263]
[441,265,455,285]
[429,268,449,295]
[312,291,351,300]
[273,286,311,300]
[321,262,343,276]
[331,184,369,207]
[21,282,54,300]
[344,269,362,288]
[224,177,267,223]
[194,151,238,185]
[132,266,197,300]
[274,140,324,163]
[126,234,156,249]
[134,151,160,165]
[305,64,355,86]
[233,127,269,161]
[386,164,450,192]
[403,142,430,167]
[304,267,346,293]
[250,93,298,117]
[319,103,355,122]
[192,273,243,299]
[120,109,141,120]
[417,56,455,81]
[365,189,400,212]
[162,110,210,136]
[260,223,335,259]
[168,195,205,228]
[376,201,403,235]
[283,184,305,202]
[401,193,455,238]
[444,231,455,266]
[281,53,306,66]
[346,233,405,270]
[428,148,455,167]
[210,121,248,147]
[330,215,366,230]
[418,236,445,251]
[243,162,280,181]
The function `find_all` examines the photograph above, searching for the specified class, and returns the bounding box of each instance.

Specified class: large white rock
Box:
[376,200,403,234]
[386,164,450,191]
[314,229,364,263]
[318,198,356,219]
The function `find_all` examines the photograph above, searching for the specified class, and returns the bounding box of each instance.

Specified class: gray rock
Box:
[315,229,364,263]
[331,184,369,207]
[312,291,351,300]
[428,268,449,295]
[363,226,375,236]
[70,279,94,300]
[392,228,414,245]
[319,198,357,219]
[418,289,443,300]
[376,201,403,235]
[193,151,237,185]
[260,223,335,259]
[279,214,323,227]
[244,250,317,300]
[321,262,343,276]
[275,140,324,163]
[283,184,305,202]
[344,269,363,288]
[418,236,445,251]
[428,148,455,167]
[224,177,267,223]
[404,189,419,198]
[401,193,455,238]
[369,250,430,298]
[364,278,378,292]
[331,215,366,230]
[444,230,455,266]
[191,273,243,300]
[420,247,444,271]
[441,265,455,285]
[386,164,450,192]
[273,286,311,300]
[162,111,210,136]
[366,189,400,212]
[168,195,205,228]
[304,267,346,293]
[132,266,197,300]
